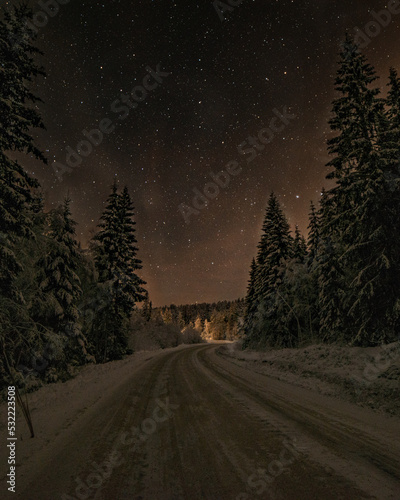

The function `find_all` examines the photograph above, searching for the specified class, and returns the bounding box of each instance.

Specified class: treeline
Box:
[243,36,400,349]
[152,299,245,341]
[0,6,149,389]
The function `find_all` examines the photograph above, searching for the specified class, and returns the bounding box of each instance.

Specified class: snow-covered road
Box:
[1,343,400,499]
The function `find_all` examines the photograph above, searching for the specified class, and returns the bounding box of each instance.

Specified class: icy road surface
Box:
[1,343,400,499]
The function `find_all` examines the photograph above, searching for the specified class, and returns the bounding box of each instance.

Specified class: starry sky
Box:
[4,0,400,306]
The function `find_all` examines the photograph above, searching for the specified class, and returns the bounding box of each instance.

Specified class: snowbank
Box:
[218,341,400,416]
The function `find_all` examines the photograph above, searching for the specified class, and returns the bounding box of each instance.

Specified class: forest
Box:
[1,5,399,397]
[243,36,400,349]
[0,6,182,391]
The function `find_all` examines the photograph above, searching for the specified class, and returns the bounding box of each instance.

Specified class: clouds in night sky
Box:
[5,0,400,305]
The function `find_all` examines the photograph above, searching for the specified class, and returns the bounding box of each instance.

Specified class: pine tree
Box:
[177,311,185,329]
[382,68,400,192]
[0,4,47,386]
[117,185,146,312]
[0,4,46,301]
[92,182,146,361]
[321,37,399,344]
[255,193,293,300]
[93,181,120,283]
[194,315,203,333]
[0,4,46,159]
[245,193,293,346]
[293,225,307,263]
[33,198,90,364]
[386,67,400,136]
[142,290,152,321]
[307,201,320,265]
[243,258,258,334]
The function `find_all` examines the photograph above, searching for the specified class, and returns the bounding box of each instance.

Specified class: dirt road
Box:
[8,344,400,499]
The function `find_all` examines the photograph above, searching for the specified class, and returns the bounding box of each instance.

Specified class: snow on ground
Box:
[1,339,399,495]
[0,344,190,488]
[218,341,400,416]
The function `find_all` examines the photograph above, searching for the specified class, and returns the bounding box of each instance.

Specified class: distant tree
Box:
[194,315,203,333]
[161,308,173,324]
[307,201,320,265]
[203,319,212,339]
[142,290,152,321]
[292,225,307,263]
[177,311,185,329]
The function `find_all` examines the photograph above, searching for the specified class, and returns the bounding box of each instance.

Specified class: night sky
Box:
[5,0,400,306]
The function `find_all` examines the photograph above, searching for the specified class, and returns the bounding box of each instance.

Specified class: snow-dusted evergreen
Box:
[307,201,320,265]
[0,5,49,386]
[243,36,400,348]
[33,198,92,366]
[293,225,307,263]
[255,192,293,300]
[0,4,45,302]
[92,182,147,361]
[243,258,257,332]
[243,193,294,347]
[319,36,400,344]
[0,4,149,387]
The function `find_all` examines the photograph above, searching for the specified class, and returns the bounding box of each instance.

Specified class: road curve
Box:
[13,344,400,500]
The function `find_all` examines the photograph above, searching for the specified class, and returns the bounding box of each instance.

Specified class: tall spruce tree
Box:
[386,68,400,135]
[307,201,320,265]
[117,186,146,312]
[243,258,258,334]
[0,4,47,386]
[255,192,293,300]
[321,36,399,344]
[33,198,90,364]
[244,193,293,346]
[92,182,146,361]
[293,225,307,263]
[383,68,400,192]
[0,4,46,301]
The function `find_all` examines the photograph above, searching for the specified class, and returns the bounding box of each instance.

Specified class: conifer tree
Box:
[92,182,146,361]
[142,291,152,322]
[255,192,293,300]
[243,258,258,337]
[386,67,400,137]
[244,193,293,346]
[0,4,46,300]
[322,37,399,344]
[93,181,120,283]
[33,198,90,364]
[0,4,47,385]
[117,186,146,312]
[293,225,307,263]
[307,201,320,265]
